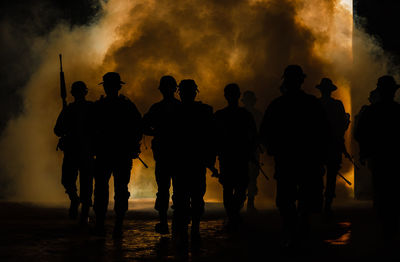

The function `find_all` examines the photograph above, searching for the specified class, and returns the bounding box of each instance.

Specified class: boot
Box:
[69,200,80,220]
[93,215,106,236]
[113,215,124,239]
[323,199,334,218]
[191,219,201,244]
[79,205,90,225]
[247,196,258,213]
[155,211,169,234]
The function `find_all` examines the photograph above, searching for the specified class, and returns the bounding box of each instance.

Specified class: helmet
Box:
[282,65,306,80]
[98,72,126,85]
[71,81,88,96]
[178,79,198,92]
[159,75,177,91]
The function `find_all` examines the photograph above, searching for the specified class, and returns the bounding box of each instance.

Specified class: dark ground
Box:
[0,200,398,261]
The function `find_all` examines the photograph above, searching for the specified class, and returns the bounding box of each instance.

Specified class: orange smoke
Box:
[0,0,395,203]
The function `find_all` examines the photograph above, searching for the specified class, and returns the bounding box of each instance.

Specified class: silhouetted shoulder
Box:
[149,98,181,112]
[195,101,213,114]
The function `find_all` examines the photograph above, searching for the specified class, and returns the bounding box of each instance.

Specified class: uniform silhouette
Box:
[354,76,400,240]
[93,72,142,237]
[54,81,94,224]
[315,78,349,215]
[241,90,263,213]
[142,75,181,234]
[354,88,381,165]
[173,79,215,244]
[260,65,330,247]
[215,84,257,229]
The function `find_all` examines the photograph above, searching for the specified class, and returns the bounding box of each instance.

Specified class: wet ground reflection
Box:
[323,222,351,246]
[1,201,399,261]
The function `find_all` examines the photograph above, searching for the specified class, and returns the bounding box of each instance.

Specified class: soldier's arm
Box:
[130,102,143,144]
[247,110,258,155]
[54,108,67,137]
[338,100,350,132]
[205,105,217,167]
[142,105,157,136]
[259,102,277,156]
[315,99,331,163]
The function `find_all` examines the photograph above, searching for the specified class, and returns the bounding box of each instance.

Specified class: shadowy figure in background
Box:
[354,88,381,166]
[93,72,142,238]
[241,90,263,213]
[315,78,349,216]
[260,65,330,248]
[173,79,215,246]
[142,76,181,235]
[354,76,400,241]
[54,81,94,224]
[215,84,257,230]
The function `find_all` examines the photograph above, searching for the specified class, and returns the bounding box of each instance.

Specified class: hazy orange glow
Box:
[3,0,384,203]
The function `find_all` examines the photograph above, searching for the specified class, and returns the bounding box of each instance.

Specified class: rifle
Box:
[251,158,269,181]
[138,156,149,168]
[338,172,352,186]
[208,166,220,178]
[59,54,67,108]
[343,146,360,170]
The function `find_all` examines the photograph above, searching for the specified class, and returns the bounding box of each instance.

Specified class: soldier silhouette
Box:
[173,79,215,245]
[142,75,181,234]
[260,65,330,248]
[215,84,257,230]
[93,72,142,238]
[354,88,381,165]
[241,90,263,213]
[354,76,400,240]
[315,78,349,216]
[54,81,94,224]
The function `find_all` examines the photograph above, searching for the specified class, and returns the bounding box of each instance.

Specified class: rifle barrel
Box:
[138,156,149,168]
[338,172,352,186]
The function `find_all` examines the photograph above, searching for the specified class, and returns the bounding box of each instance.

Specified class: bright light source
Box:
[340,0,353,13]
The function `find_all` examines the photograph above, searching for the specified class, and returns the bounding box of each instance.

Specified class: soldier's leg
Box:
[371,158,400,240]
[171,167,190,242]
[154,160,171,234]
[93,156,112,231]
[78,156,94,225]
[247,155,259,211]
[298,165,324,238]
[220,161,235,220]
[190,167,206,240]
[112,157,133,237]
[324,152,342,213]
[223,180,234,220]
[276,177,298,246]
[61,154,80,219]
[232,162,250,216]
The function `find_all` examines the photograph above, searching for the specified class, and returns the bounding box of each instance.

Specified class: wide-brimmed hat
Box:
[98,72,126,85]
[315,78,337,91]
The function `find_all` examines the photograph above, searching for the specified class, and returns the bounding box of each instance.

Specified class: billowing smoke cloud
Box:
[0,0,397,203]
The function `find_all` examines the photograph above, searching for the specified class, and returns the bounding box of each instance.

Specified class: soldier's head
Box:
[224,83,241,106]
[241,90,257,107]
[315,78,337,97]
[368,88,381,104]
[70,81,88,100]
[376,75,399,101]
[178,79,198,103]
[281,65,306,91]
[159,75,177,99]
[99,72,125,97]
